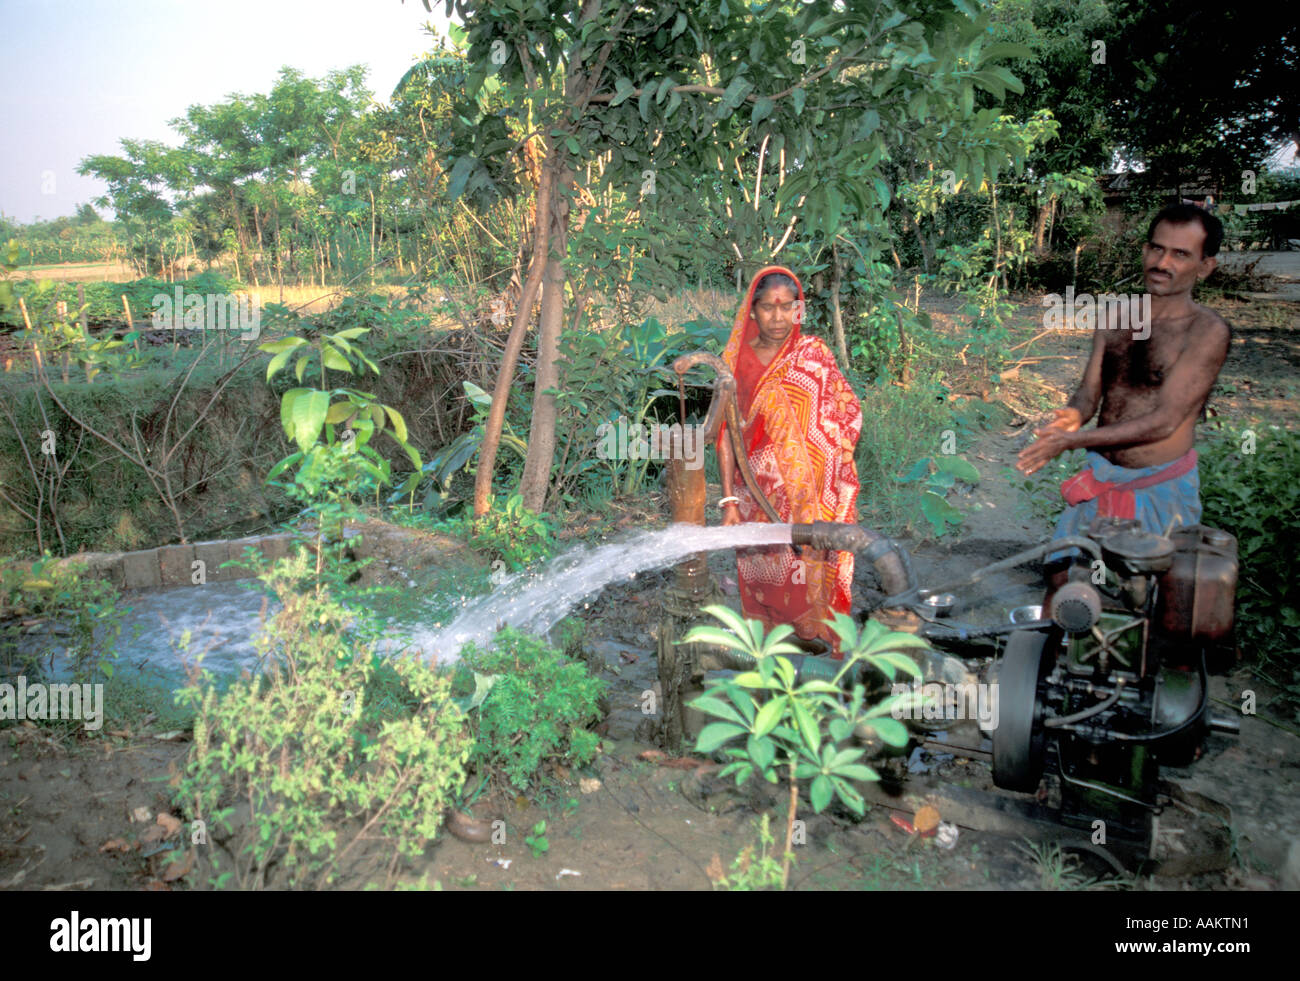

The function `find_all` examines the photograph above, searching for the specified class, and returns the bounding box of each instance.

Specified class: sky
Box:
[0,0,452,223]
[2,2,1294,225]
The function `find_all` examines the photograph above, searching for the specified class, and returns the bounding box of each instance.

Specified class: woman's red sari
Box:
[719,266,863,652]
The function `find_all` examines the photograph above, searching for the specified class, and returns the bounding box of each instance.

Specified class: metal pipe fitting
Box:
[789,521,914,597]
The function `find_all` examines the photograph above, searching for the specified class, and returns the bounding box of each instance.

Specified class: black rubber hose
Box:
[881,536,1107,608]
[919,618,1054,642]
[701,646,849,685]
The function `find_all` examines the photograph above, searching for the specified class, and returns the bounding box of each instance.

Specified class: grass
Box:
[853,372,967,537]
[1016,839,1136,890]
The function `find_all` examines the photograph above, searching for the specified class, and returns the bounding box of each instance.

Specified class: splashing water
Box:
[405,523,794,664]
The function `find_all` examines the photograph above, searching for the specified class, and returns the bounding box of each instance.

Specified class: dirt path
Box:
[1216,250,1300,301]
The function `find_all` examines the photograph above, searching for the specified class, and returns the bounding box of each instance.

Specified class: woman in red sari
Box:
[718,266,863,654]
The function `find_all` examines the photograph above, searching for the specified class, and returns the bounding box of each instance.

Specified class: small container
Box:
[1009,604,1044,625]
[921,592,956,617]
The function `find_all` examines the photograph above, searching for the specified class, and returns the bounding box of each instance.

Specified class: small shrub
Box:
[685,606,928,889]
[1198,424,1300,672]
[456,627,605,794]
[853,372,964,536]
[450,493,557,571]
[0,555,126,681]
[173,551,472,889]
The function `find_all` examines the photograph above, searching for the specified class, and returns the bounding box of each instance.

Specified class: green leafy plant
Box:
[898,454,981,537]
[684,605,929,889]
[173,550,472,890]
[393,379,528,515]
[524,820,550,858]
[553,317,728,504]
[453,493,556,572]
[0,238,21,313]
[1199,424,1300,677]
[455,627,605,794]
[708,814,785,891]
[0,555,126,682]
[260,325,421,585]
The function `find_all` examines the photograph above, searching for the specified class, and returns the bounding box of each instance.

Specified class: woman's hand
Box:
[721,503,741,526]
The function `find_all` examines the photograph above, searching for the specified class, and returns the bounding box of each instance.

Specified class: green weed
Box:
[455,627,605,795]
[173,551,472,890]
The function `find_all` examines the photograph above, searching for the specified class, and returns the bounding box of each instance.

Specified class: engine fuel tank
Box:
[1154,525,1237,657]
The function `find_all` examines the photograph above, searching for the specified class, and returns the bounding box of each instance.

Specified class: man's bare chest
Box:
[1101,330,1185,394]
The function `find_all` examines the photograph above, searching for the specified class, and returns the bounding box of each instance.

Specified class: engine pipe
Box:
[789,521,914,597]
[881,536,1107,609]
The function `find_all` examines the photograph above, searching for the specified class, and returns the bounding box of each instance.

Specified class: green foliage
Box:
[443,493,556,572]
[1198,424,1300,671]
[2,211,121,269]
[686,606,927,811]
[0,239,20,313]
[455,627,605,794]
[0,555,126,683]
[833,254,933,380]
[524,820,550,858]
[853,373,974,537]
[554,316,729,503]
[709,814,786,891]
[393,380,527,515]
[898,454,981,537]
[173,551,472,889]
[261,325,420,581]
[0,271,247,329]
[684,605,929,888]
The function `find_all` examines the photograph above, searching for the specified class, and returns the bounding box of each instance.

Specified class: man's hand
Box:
[1016,427,1075,476]
[1040,407,1083,434]
[721,503,741,526]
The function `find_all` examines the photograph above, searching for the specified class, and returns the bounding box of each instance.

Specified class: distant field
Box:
[5,262,424,316]
[11,260,136,281]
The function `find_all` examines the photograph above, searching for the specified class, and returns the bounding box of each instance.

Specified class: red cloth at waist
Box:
[1059,449,1197,520]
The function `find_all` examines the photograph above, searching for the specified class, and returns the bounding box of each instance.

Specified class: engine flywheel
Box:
[992,629,1050,792]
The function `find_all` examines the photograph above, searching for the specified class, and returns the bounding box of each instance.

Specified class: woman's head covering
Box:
[722,265,806,372]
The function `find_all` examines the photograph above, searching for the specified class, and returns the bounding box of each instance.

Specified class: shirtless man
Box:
[1016,203,1231,575]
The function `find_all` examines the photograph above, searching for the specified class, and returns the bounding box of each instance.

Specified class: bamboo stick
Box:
[18,297,41,380]
[121,295,140,355]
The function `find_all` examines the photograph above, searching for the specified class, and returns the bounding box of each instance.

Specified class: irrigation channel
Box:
[19,523,797,687]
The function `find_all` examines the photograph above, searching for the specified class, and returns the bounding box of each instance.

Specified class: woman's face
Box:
[752,284,798,348]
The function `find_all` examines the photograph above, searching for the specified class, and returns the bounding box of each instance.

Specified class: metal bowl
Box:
[921,592,956,617]
[1009,604,1043,625]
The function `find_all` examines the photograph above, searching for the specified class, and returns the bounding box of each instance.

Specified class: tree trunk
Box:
[472,161,555,516]
[829,242,849,368]
[519,160,570,512]
[1033,196,1053,255]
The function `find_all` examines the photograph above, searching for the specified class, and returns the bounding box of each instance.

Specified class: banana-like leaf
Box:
[290,390,329,453]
